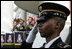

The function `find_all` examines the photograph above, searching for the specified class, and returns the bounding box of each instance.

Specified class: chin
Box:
[40,33,51,38]
[41,35,46,38]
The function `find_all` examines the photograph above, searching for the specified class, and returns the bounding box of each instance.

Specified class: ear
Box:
[55,21,60,29]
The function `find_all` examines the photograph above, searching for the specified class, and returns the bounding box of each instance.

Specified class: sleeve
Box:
[20,40,33,48]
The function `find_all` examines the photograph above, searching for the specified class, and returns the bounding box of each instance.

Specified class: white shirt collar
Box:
[45,36,60,48]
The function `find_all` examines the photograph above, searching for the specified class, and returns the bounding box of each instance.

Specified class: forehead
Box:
[45,18,56,22]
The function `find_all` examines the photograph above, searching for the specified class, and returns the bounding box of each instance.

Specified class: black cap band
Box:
[37,11,67,24]
[39,11,66,20]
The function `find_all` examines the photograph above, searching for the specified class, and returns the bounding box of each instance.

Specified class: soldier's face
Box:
[38,18,57,38]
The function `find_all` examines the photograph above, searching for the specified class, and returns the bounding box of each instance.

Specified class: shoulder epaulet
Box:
[57,42,71,48]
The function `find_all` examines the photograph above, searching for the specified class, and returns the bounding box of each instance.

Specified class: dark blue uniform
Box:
[21,2,71,48]
[21,37,71,48]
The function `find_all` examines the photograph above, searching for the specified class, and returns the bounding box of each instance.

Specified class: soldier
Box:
[12,19,18,31]
[21,2,71,48]
[17,18,26,31]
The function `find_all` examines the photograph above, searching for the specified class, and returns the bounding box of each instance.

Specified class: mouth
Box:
[39,30,46,37]
[38,27,42,31]
[39,28,42,30]
[39,28,44,33]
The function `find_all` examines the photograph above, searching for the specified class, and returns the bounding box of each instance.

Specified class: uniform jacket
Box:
[20,38,71,48]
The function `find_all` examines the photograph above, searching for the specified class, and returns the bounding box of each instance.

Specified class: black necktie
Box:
[40,43,46,48]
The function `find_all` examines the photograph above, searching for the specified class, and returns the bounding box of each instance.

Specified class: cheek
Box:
[42,22,55,33]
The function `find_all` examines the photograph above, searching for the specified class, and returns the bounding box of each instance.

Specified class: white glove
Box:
[26,22,38,43]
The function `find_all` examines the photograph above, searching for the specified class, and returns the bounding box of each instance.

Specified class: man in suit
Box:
[21,2,71,48]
